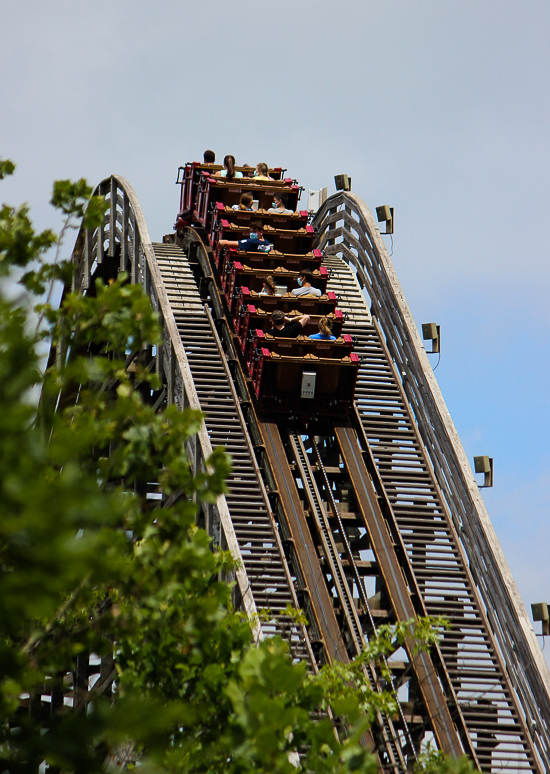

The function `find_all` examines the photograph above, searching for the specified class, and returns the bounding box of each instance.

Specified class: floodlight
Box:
[474,455,493,488]
[376,205,394,234]
[531,602,550,636]
[334,174,350,191]
[422,322,440,354]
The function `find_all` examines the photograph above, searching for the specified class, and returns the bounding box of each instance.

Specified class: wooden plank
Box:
[98,180,107,265]
[121,192,129,272]
[84,228,91,290]
[109,178,117,257]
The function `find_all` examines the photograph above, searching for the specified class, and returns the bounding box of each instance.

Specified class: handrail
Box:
[70,175,260,640]
[313,191,550,768]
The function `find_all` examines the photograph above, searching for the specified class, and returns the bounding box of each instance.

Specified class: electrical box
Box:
[474,456,491,474]
[301,371,316,399]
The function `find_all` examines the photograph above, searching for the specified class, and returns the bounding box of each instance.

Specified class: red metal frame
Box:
[176,158,358,417]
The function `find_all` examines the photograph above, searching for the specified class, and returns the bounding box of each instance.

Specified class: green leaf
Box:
[0,158,16,179]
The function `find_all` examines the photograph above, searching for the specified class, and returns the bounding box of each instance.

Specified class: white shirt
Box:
[292,285,321,297]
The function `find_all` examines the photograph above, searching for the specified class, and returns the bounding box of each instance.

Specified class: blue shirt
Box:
[238,236,272,252]
[310,333,336,340]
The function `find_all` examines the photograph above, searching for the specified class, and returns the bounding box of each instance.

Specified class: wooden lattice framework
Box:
[69,175,260,633]
[313,191,550,770]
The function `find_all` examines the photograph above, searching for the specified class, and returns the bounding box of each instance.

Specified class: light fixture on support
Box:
[334,174,351,191]
[422,323,440,354]
[474,455,493,488]
[531,602,549,636]
[376,205,394,234]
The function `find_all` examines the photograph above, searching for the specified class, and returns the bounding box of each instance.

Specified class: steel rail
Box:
[288,432,408,772]
[310,436,417,759]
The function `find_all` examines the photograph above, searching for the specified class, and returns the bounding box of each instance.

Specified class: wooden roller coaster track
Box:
[49,173,550,773]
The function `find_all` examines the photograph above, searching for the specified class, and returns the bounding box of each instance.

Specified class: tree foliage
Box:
[0,162,477,773]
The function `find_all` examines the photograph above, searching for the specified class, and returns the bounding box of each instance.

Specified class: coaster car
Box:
[248,329,354,380]
[196,175,300,227]
[251,344,359,417]
[224,263,329,311]
[177,162,285,213]
[235,302,345,355]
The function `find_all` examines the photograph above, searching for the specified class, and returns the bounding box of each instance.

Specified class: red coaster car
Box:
[251,342,359,418]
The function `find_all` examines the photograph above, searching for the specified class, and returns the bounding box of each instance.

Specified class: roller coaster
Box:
[61,161,550,772]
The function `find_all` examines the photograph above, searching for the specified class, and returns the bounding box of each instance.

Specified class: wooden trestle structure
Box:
[57,174,550,772]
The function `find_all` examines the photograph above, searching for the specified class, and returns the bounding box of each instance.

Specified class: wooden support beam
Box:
[261,422,349,666]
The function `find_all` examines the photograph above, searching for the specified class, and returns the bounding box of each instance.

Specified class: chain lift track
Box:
[57,176,550,773]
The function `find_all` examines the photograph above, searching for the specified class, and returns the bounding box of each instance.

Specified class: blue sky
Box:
[2,0,550,657]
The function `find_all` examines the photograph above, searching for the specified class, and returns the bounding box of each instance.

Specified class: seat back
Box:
[253,350,360,417]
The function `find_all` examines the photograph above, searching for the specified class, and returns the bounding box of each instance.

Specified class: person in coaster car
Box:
[291,269,321,297]
[268,193,293,215]
[215,154,243,179]
[254,162,274,181]
[218,220,272,253]
[309,316,336,340]
[268,309,310,338]
[260,275,278,295]
[232,192,254,211]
